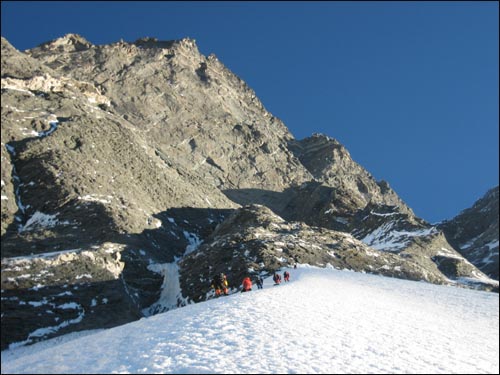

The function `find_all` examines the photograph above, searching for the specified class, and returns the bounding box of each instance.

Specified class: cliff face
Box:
[27,34,312,191]
[290,134,413,213]
[1,34,497,350]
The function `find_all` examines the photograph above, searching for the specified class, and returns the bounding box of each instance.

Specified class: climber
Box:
[255,276,264,289]
[273,272,281,285]
[283,270,290,282]
[241,276,252,292]
[211,272,229,296]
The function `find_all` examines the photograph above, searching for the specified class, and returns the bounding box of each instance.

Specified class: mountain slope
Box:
[2,267,498,374]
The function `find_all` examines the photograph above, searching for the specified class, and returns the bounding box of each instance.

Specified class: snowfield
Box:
[1,266,498,374]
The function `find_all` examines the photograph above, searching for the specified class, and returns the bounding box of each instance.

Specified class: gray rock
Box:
[439,186,499,279]
[179,205,497,305]
[289,133,413,216]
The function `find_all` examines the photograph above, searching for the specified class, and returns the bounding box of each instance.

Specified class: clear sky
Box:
[1,1,498,223]
[1,266,499,373]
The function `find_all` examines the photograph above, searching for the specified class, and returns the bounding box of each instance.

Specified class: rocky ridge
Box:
[179,204,487,305]
[1,34,497,350]
[438,186,499,279]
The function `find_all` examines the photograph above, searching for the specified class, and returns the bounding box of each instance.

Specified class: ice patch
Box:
[20,212,60,232]
[335,217,349,224]
[143,262,186,316]
[370,211,399,217]
[78,194,113,204]
[5,144,16,155]
[183,231,202,255]
[75,274,92,280]
[486,240,499,250]
[38,120,59,138]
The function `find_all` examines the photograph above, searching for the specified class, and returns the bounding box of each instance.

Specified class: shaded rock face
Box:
[438,187,499,280]
[224,134,414,233]
[1,243,143,349]
[1,34,497,350]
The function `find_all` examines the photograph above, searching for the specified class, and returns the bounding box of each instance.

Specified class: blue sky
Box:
[2,1,498,223]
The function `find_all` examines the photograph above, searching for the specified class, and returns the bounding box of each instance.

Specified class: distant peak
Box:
[55,33,92,47]
[61,33,91,44]
[35,33,92,52]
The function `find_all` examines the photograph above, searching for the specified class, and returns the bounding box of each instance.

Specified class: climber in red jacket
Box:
[241,276,252,292]
[283,270,290,282]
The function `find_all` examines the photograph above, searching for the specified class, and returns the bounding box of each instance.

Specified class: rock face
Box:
[1,34,498,350]
[438,187,499,280]
[289,134,413,214]
[26,35,311,191]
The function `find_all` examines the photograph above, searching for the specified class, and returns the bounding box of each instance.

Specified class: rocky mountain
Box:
[438,186,499,280]
[179,204,464,305]
[1,34,497,350]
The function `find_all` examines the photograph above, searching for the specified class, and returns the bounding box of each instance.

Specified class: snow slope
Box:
[1,266,498,374]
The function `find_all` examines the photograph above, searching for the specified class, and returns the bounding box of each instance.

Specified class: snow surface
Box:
[1,266,498,374]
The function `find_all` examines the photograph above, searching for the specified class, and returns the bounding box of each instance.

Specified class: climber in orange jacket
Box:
[241,276,252,292]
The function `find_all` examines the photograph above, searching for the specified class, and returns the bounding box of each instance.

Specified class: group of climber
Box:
[210,272,229,296]
[210,269,293,296]
[272,270,290,285]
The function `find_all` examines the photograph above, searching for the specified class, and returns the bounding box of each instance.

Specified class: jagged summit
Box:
[30,34,199,53]
[34,33,93,52]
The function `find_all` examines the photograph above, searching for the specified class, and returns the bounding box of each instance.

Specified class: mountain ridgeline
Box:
[1,34,498,350]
